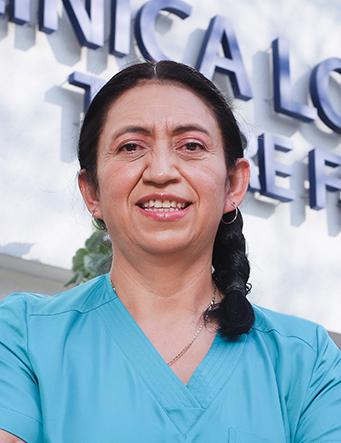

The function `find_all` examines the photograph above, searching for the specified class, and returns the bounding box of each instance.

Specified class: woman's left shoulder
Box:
[250,303,339,353]
[252,304,328,349]
[249,306,341,440]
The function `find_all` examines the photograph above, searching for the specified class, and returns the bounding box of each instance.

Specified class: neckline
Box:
[103,273,220,388]
[96,273,248,436]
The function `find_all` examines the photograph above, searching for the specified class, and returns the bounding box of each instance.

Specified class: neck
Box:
[109,248,218,326]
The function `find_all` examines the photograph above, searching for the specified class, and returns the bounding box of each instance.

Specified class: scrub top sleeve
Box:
[294,324,341,442]
[0,293,43,443]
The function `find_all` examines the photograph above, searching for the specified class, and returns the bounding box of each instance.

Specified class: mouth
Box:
[137,201,192,212]
[136,195,192,212]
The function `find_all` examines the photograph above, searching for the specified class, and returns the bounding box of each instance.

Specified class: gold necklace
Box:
[111,282,217,367]
[167,285,217,367]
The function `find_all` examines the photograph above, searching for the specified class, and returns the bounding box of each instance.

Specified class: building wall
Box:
[0,1,340,336]
[0,254,72,297]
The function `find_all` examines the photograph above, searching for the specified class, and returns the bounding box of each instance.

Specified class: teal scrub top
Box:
[0,274,340,443]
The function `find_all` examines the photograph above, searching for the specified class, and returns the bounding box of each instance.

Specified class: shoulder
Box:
[252,303,321,348]
[0,273,116,319]
[249,307,341,440]
[249,304,341,393]
[250,303,340,362]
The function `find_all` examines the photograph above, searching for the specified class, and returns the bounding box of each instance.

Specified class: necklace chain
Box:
[167,285,217,367]
[111,283,217,367]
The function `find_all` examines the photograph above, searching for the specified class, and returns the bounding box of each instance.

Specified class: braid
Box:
[209,209,255,339]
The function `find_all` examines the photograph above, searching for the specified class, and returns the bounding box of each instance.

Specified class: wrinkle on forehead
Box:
[102,82,222,141]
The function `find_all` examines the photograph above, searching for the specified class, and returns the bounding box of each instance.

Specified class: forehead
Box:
[102,81,221,134]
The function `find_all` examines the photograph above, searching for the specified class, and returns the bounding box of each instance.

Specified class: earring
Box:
[221,204,239,225]
[90,210,106,231]
[90,209,98,224]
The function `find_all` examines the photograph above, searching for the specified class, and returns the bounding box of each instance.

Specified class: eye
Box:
[116,142,147,158]
[176,140,207,158]
[183,142,205,151]
[119,143,140,152]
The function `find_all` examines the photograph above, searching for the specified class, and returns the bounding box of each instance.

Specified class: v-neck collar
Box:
[97,273,248,436]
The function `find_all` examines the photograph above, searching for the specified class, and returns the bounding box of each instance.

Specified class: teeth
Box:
[141,199,188,209]
[144,207,180,212]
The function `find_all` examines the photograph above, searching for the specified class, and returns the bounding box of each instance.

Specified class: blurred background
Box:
[0,0,340,345]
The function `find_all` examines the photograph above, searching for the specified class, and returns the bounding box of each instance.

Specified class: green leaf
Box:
[66,228,113,287]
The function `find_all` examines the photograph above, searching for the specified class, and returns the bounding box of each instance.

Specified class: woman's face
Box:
[80,82,249,258]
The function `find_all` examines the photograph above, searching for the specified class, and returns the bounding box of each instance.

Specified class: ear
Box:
[78,169,102,219]
[223,158,250,213]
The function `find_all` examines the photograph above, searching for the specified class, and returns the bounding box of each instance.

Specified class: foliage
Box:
[66,229,112,286]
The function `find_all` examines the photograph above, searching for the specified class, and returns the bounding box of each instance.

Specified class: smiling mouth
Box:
[137,199,192,212]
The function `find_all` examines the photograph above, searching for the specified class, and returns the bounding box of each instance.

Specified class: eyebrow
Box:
[112,126,151,139]
[172,124,210,136]
[111,124,211,140]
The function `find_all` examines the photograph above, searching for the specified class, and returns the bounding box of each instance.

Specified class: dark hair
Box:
[78,60,254,339]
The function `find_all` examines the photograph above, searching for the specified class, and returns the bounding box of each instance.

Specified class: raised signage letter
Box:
[63,0,105,49]
[310,58,341,133]
[308,148,341,209]
[135,0,192,61]
[39,0,58,33]
[237,121,260,192]
[9,0,31,24]
[272,38,317,122]
[110,0,132,57]
[196,16,252,100]
[0,0,5,15]
[68,72,106,111]
[258,133,295,202]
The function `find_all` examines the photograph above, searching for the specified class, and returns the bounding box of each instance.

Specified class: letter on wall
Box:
[135,0,192,61]
[63,0,105,49]
[258,133,295,202]
[308,148,341,209]
[196,15,252,100]
[272,38,317,122]
[39,0,58,33]
[110,0,132,57]
[9,0,31,24]
[310,58,341,134]
[68,71,106,111]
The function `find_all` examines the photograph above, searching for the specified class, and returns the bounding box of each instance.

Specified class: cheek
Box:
[189,162,227,197]
[99,163,143,201]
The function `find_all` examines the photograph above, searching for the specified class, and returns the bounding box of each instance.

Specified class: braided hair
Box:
[78,60,255,339]
[211,210,254,338]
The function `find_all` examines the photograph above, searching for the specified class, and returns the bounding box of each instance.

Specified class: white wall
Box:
[0,254,72,298]
[0,0,340,331]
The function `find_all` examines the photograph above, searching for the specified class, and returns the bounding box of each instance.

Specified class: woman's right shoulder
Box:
[0,273,114,319]
[0,290,46,311]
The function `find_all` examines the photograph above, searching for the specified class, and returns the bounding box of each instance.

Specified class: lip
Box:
[136,203,192,221]
[136,193,192,207]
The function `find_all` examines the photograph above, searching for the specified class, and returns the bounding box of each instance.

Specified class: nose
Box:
[142,144,181,185]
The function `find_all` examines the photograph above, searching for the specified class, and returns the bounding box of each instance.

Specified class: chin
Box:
[138,236,193,256]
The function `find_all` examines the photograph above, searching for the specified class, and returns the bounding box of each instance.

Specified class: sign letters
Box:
[2,0,340,211]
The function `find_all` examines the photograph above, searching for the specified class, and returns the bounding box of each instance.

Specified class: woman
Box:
[0,61,340,443]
